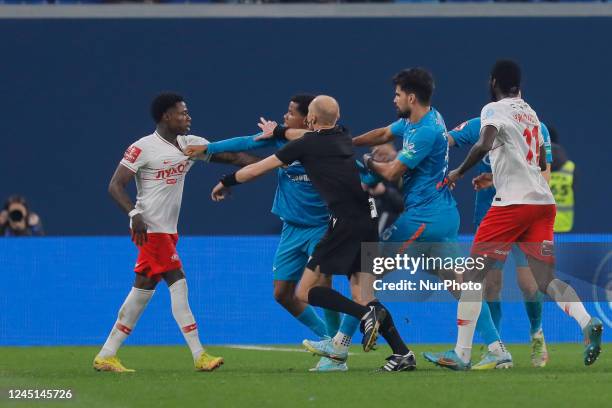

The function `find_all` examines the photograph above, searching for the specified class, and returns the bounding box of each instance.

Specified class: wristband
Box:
[273,125,288,139]
[220,173,240,187]
[128,208,142,218]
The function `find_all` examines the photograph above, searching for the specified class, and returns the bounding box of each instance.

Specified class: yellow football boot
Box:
[93,356,135,373]
[195,351,224,372]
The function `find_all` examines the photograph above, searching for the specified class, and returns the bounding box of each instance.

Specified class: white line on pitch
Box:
[223,344,356,355]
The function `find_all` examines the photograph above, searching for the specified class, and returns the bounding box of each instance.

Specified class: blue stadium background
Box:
[1,16,611,346]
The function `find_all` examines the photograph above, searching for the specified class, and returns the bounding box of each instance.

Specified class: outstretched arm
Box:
[186,133,275,157]
[184,133,273,166]
[211,155,284,201]
[353,126,394,147]
[255,118,309,141]
[210,152,262,167]
[447,125,497,185]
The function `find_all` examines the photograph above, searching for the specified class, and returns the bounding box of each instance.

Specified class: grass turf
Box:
[1,344,610,408]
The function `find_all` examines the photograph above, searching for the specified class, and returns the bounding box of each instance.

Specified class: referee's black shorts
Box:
[307,214,379,276]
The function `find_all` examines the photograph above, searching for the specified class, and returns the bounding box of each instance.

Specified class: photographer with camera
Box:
[0,195,45,237]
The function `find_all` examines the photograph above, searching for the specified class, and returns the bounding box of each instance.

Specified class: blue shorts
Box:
[380,207,461,259]
[273,222,328,281]
[474,222,529,269]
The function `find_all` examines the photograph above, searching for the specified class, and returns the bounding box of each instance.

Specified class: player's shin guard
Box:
[546,279,591,329]
[98,287,154,359]
[307,286,369,319]
[368,301,410,355]
[169,279,204,360]
[454,288,483,364]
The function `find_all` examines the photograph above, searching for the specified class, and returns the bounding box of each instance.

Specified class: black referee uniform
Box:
[275,126,378,276]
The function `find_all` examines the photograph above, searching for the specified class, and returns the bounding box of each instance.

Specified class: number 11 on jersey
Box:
[523,125,540,165]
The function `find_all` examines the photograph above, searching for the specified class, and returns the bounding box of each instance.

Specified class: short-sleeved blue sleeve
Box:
[449,117,480,148]
[540,122,553,164]
[207,133,274,154]
[389,119,407,138]
[397,127,435,169]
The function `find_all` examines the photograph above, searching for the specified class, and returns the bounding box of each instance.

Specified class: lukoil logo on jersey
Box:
[156,160,189,180]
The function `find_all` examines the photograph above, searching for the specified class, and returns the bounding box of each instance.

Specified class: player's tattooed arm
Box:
[210,152,262,167]
[353,127,394,147]
[109,164,148,246]
[448,125,497,184]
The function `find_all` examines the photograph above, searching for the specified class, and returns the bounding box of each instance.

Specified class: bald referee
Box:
[211,96,415,372]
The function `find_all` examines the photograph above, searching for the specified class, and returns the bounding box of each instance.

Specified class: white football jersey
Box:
[480,97,555,206]
[119,131,209,233]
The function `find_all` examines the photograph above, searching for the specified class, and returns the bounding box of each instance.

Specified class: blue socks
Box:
[338,314,360,337]
[524,292,543,335]
[323,309,342,337]
[487,300,502,333]
[296,306,328,338]
[484,293,543,337]
[293,295,356,340]
[476,301,501,346]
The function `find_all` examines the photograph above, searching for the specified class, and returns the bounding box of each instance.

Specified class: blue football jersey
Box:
[207,134,329,227]
[272,138,329,226]
[388,107,456,218]
[449,117,553,225]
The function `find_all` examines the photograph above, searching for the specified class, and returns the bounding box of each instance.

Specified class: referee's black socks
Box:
[307,286,369,319]
[367,300,410,356]
[307,287,410,356]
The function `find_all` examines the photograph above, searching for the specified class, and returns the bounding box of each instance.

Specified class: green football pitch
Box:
[1,344,609,408]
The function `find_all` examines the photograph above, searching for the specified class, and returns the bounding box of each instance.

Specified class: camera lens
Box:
[8,210,24,222]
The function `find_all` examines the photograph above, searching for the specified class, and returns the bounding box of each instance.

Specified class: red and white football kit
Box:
[472,97,556,263]
[120,131,208,278]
